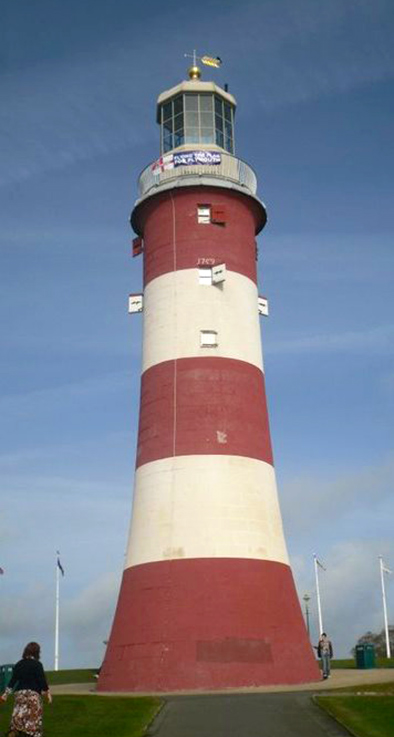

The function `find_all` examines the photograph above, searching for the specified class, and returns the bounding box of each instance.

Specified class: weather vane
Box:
[184,49,222,76]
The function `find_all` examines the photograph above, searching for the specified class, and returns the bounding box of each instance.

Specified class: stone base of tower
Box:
[98,558,320,692]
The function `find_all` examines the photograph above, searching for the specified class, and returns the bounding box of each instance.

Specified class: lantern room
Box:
[156,67,236,155]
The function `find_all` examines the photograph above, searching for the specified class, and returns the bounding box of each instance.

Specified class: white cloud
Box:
[268,324,394,355]
[0,573,121,669]
[281,454,394,537]
[292,538,394,656]
[1,0,393,186]
[0,370,133,415]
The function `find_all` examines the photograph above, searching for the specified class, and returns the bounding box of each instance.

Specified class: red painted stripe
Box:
[132,187,264,286]
[98,558,320,692]
[136,358,273,468]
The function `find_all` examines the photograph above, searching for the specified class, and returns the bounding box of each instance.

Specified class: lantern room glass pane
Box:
[163,134,173,152]
[163,102,172,120]
[200,94,213,111]
[185,111,199,127]
[201,129,215,143]
[173,96,183,115]
[174,113,184,131]
[224,120,232,138]
[185,128,199,143]
[200,112,213,128]
[215,114,223,132]
[224,102,232,121]
[174,131,184,147]
[184,94,198,110]
[215,130,224,147]
[224,135,233,153]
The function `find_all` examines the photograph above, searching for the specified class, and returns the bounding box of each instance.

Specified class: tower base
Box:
[98,558,320,692]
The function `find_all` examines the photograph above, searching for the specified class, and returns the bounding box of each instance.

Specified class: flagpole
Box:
[55,556,60,671]
[379,556,391,659]
[314,554,324,635]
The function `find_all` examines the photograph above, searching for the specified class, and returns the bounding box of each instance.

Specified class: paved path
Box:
[146,692,350,737]
[51,667,394,696]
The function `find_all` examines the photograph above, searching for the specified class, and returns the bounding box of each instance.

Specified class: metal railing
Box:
[137,151,258,198]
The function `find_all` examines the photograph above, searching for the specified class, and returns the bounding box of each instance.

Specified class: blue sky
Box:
[1,0,393,668]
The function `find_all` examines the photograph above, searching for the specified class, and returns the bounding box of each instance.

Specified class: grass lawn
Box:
[0,695,162,737]
[328,680,394,694]
[46,668,97,685]
[316,694,394,737]
[331,658,394,670]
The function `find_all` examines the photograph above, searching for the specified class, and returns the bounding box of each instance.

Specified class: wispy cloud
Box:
[292,538,394,654]
[227,0,394,111]
[268,324,394,355]
[0,573,121,668]
[1,0,393,186]
[0,370,133,413]
[0,45,154,187]
[282,454,394,537]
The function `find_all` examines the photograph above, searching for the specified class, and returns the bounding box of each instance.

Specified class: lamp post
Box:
[303,593,311,637]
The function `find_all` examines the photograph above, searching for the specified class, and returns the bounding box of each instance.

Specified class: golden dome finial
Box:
[188,64,201,80]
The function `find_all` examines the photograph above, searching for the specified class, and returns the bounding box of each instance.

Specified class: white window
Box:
[198,264,226,285]
[197,205,211,224]
[200,330,218,347]
[199,268,213,285]
[128,294,143,313]
[212,263,226,284]
[258,296,269,316]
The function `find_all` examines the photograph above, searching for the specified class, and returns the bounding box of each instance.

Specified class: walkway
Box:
[51,667,394,696]
[146,692,350,737]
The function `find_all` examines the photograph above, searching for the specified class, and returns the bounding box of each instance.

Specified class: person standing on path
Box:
[317,632,333,679]
[0,641,52,737]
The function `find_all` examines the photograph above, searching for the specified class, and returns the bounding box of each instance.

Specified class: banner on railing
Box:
[152,150,221,175]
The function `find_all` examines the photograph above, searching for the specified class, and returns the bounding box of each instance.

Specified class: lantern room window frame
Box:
[160,93,234,155]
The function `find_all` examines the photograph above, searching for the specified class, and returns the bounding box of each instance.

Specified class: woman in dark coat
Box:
[0,642,51,737]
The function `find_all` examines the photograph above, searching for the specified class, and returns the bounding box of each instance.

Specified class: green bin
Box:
[0,664,14,691]
[355,643,376,669]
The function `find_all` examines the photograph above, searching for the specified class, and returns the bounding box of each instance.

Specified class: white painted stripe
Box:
[125,456,289,568]
[142,269,264,372]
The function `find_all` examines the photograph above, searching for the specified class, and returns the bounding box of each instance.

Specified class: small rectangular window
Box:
[128,294,144,314]
[211,205,227,224]
[199,268,212,285]
[197,205,211,224]
[200,330,218,347]
[212,263,226,284]
[258,296,269,316]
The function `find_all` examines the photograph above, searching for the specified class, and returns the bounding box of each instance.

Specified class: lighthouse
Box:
[98,61,319,692]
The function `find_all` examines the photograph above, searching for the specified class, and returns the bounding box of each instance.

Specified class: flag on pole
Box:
[315,558,326,571]
[382,561,392,575]
[0,567,4,575]
[201,55,222,68]
[57,553,64,577]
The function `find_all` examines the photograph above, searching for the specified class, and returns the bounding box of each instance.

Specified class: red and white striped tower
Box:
[98,63,319,692]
